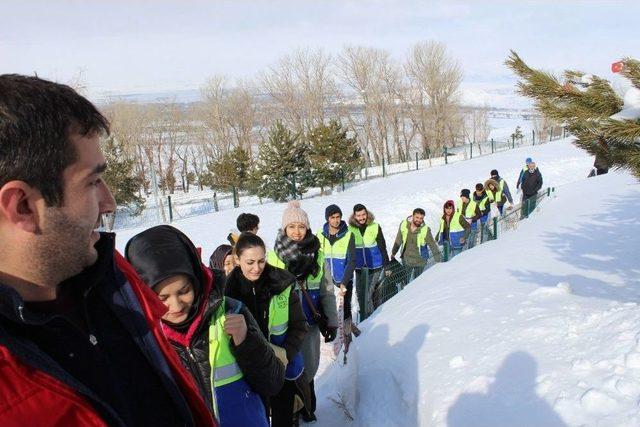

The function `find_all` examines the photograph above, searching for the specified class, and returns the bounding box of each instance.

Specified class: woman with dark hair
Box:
[210,244,235,275]
[225,232,309,427]
[266,201,338,423]
[435,200,471,258]
[125,225,284,427]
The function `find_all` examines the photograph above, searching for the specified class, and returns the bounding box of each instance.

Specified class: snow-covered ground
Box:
[314,171,640,426]
[113,138,640,426]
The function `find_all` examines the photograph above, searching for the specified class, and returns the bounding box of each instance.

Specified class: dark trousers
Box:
[271,379,298,427]
[343,280,353,320]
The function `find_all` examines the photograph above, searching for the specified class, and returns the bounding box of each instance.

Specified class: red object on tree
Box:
[612,61,624,73]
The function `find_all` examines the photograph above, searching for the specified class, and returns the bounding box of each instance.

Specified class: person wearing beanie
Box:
[517,157,538,190]
[317,204,356,327]
[390,207,442,282]
[435,200,471,258]
[489,169,514,207]
[458,189,482,249]
[521,161,543,218]
[209,244,235,276]
[126,225,284,426]
[268,200,338,423]
[348,203,390,321]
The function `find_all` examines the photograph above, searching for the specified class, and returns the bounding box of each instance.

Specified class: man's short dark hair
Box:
[0,74,109,207]
[413,208,426,216]
[236,212,260,232]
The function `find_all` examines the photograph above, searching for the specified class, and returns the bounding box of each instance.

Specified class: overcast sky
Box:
[1,0,636,102]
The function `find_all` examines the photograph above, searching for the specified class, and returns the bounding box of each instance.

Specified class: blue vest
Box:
[349,223,383,269]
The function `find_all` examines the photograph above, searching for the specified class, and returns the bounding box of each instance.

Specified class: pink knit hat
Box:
[281,200,310,229]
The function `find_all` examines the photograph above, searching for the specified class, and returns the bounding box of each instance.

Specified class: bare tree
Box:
[261,48,336,134]
[405,41,463,156]
[337,46,406,164]
[464,107,492,155]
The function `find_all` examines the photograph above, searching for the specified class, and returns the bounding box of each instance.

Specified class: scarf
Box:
[273,228,320,281]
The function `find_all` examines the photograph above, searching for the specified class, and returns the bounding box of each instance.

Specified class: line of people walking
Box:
[0,74,545,427]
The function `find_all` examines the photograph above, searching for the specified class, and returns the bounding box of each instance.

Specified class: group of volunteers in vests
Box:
[121,166,537,427]
[0,76,550,427]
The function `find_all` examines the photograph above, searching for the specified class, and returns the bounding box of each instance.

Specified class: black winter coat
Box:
[225,264,308,363]
[521,168,543,197]
[170,269,285,414]
[125,225,285,415]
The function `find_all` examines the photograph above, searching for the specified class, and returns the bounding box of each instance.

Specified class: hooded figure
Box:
[126,225,284,427]
[485,178,508,214]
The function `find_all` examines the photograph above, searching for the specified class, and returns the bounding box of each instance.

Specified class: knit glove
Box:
[324,327,338,343]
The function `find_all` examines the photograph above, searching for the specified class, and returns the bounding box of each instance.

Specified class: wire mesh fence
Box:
[358,187,555,321]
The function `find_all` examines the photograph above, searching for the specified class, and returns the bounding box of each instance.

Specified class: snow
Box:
[610,87,640,121]
[112,138,640,426]
[315,170,640,427]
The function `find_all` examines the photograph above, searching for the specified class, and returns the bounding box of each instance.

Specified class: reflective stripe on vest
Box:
[267,286,305,380]
[317,230,352,283]
[438,212,466,248]
[268,286,291,339]
[208,298,243,420]
[486,188,503,203]
[477,194,490,211]
[439,212,465,235]
[348,223,383,269]
[459,198,477,218]
[399,220,430,260]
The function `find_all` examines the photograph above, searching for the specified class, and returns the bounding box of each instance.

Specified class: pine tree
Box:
[202,146,251,193]
[506,51,640,177]
[307,119,363,193]
[252,121,311,202]
[102,136,145,215]
[510,125,524,142]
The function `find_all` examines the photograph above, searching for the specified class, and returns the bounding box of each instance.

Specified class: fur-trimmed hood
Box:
[484,178,500,192]
[348,210,376,227]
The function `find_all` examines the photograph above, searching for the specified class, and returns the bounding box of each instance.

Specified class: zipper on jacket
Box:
[185,346,209,399]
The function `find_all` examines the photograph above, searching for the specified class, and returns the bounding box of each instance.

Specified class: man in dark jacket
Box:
[0,75,214,427]
[521,161,543,218]
[348,204,389,322]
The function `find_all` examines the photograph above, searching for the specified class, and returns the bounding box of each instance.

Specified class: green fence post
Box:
[341,169,345,192]
[491,138,494,153]
[167,195,173,222]
[549,128,553,142]
[443,241,449,262]
[470,143,473,159]
[232,187,239,208]
[493,216,498,240]
[547,187,550,197]
[444,147,448,165]
[382,157,386,177]
[213,192,219,212]
[532,129,535,146]
[415,152,419,170]
[512,135,515,149]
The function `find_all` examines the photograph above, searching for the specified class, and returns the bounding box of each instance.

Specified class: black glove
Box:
[323,326,338,343]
